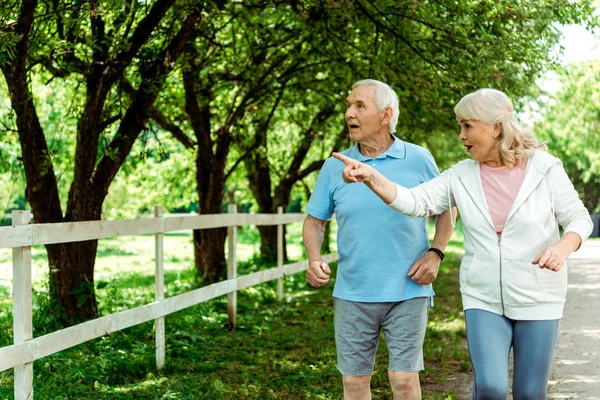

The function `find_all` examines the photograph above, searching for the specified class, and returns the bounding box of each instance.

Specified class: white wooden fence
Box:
[0,207,338,399]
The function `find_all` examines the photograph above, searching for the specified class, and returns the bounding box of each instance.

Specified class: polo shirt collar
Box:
[348,135,406,161]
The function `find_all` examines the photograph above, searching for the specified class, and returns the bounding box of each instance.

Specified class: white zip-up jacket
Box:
[389,150,593,320]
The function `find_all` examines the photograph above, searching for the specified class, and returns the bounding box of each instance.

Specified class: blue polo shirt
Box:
[306,136,440,302]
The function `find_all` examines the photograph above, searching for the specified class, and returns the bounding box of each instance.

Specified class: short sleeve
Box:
[421,150,441,183]
[305,163,335,221]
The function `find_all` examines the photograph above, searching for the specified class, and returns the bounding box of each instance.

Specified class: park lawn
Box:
[0,221,470,399]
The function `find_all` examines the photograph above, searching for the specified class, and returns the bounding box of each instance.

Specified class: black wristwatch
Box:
[427,247,445,261]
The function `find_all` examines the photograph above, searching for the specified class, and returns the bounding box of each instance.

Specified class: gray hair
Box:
[454,88,546,167]
[352,79,399,134]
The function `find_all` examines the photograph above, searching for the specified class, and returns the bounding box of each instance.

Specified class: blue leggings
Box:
[465,309,560,400]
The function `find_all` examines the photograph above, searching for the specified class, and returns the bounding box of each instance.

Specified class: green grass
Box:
[0,220,469,399]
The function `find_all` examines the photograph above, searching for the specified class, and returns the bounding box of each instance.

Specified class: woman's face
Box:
[456,118,503,167]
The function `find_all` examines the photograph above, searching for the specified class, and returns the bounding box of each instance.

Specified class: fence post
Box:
[12,210,33,400]
[277,206,284,301]
[227,204,237,330]
[154,206,165,370]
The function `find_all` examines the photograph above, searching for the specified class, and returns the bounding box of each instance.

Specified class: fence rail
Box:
[0,208,338,399]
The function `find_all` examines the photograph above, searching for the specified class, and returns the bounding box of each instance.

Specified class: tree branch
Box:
[149,107,196,149]
[0,0,64,223]
[110,0,177,80]
[118,77,196,149]
[89,11,201,196]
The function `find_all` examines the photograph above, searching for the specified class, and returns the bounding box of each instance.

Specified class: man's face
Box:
[345,85,383,142]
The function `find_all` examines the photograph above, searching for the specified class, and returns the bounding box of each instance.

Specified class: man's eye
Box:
[465,124,470,129]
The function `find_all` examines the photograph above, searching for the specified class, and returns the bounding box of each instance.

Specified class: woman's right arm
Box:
[332,152,398,204]
[332,152,453,218]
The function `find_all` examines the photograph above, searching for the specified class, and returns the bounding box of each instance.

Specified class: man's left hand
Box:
[407,252,441,285]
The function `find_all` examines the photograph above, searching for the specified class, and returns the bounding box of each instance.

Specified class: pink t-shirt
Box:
[480,163,527,234]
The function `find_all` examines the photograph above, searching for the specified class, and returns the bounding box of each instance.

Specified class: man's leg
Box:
[334,299,382,400]
[342,375,372,400]
[382,297,429,400]
[388,371,420,400]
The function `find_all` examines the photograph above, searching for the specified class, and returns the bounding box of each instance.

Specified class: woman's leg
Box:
[465,309,513,400]
[512,319,560,400]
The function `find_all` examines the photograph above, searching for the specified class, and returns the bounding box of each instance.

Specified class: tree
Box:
[0,0,200,323]
[150,2,352,280]
[1,0,597,318]
[158,0,598,278]
[534,61,600,213]
[243,0,599,259]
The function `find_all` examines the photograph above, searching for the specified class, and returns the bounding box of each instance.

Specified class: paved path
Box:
[443,240,600,400]
[548,239,600,399]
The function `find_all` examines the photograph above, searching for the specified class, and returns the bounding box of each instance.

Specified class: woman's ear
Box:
[492,122,503,139]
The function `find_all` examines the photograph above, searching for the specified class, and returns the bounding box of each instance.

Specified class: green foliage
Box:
[3,1,598,219]
[533,60,600,213]
[102,130,198,219]
[0,75,25,224]
[2,0,599,321]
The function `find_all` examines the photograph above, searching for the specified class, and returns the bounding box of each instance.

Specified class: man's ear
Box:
[493,122,503,139]
[380,106,393,125]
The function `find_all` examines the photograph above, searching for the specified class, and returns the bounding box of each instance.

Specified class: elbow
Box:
[304,214,327,234]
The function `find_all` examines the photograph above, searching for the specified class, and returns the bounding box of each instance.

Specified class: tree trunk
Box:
[193,228,227,283]
[256,225,280,261]
[193,125,230,283]
[46,241,98,322]
[246,149,290,262]
[1,2,198,324]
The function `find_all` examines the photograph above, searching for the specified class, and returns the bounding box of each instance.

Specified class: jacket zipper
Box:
[498,235,505,315]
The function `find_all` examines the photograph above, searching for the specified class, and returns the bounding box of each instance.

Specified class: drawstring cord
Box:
[447,171,456,228]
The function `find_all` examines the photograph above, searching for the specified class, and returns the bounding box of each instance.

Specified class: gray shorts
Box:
[334,297,429,376]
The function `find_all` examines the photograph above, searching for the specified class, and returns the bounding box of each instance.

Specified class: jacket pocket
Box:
[503,257,567,305]
[534,262,567,300]
[460,254,500,304]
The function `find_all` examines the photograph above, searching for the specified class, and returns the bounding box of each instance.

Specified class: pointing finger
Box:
[333,152,360,168]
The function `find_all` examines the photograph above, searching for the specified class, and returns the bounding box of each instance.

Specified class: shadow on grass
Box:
[96,269,198,290]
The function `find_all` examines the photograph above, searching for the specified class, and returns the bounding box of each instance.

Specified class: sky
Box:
[558,24,600,64]
[535,24,600,96]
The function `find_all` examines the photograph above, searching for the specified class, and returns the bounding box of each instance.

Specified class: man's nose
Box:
[457,129,465,139]
[345,107,356,119]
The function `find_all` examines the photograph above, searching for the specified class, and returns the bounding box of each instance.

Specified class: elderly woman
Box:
[333,88,592,400]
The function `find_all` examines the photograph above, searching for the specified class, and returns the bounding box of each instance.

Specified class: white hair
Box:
[454,88,547,167]
[352,79,399,134]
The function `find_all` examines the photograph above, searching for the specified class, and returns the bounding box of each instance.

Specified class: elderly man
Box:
[303,79,455,400]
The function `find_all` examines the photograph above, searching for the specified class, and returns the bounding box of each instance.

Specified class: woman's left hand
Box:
[532,246,566,271]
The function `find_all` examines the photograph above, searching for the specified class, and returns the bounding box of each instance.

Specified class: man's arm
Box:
[302,214,332,287]
[431,209,456,253]
[408,208,457,285]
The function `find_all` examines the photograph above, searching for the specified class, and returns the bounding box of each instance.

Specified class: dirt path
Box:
[548,239,600,399]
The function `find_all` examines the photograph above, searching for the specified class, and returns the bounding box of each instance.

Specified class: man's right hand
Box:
[306,260,331,288]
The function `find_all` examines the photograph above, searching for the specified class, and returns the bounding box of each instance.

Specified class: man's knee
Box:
[342,375,371,395]
[388,371,420,395]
